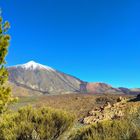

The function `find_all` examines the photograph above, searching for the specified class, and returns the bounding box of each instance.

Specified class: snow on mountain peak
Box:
[15,61,55,71]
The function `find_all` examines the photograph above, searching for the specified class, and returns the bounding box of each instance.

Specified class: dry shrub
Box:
[0,106,75,140]
[69,104,140,140]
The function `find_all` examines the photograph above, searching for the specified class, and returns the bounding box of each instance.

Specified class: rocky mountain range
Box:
[7,61,140,96]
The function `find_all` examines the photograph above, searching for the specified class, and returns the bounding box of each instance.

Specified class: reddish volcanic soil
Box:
[86,83,113,94]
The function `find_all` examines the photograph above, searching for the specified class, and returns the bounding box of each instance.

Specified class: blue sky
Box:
[0,0,140,88]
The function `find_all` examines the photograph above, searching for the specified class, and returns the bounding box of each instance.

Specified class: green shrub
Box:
[0,106,75,140]
[69,119,140,140]
[69,107,140,140]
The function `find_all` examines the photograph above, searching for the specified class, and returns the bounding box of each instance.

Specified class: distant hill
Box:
[86,83,140,95]
[119,87,140,95]
[86,83,124,94]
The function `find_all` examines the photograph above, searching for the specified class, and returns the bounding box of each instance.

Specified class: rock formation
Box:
[83,96,127,124]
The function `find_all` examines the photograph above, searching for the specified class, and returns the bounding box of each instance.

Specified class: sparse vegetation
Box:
[69,102,140,140]
[69,119,140,140]
[0,106,75,140]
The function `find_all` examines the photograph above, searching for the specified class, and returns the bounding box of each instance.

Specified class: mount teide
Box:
[8,61,140,95]
[8,61,87,94]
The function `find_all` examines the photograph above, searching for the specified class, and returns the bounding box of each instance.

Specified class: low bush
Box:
[69,120,140,140]
[0,106,75,140]
[69,105,140,140]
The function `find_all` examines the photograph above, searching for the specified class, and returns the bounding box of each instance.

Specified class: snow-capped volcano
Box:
[14,61,55,71]
[7,61,140,95]
[8,61,86,94]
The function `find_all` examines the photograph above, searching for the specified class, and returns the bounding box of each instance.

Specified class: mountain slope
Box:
[86,83,140,95]
[86,83,126,94]
[9,81,42,97]
[8,61,87,94]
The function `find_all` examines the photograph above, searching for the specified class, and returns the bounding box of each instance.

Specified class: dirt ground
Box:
[34,93,134,118]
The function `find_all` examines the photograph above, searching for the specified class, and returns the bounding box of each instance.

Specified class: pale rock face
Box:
[14,61,55,71]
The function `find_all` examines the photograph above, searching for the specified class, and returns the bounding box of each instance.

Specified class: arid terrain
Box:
[9,93,140,140]
[11,93,134,118]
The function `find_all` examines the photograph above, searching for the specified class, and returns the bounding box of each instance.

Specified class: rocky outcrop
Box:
[83,96,127,124]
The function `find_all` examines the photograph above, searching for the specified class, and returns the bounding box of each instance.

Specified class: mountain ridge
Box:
[8,61,140,96]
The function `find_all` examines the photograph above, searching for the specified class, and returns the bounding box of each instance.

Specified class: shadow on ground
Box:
[129,94,140,102]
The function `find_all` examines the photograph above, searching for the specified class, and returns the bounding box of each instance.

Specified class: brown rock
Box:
[82,98,127,125]
[104,102,112,109]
